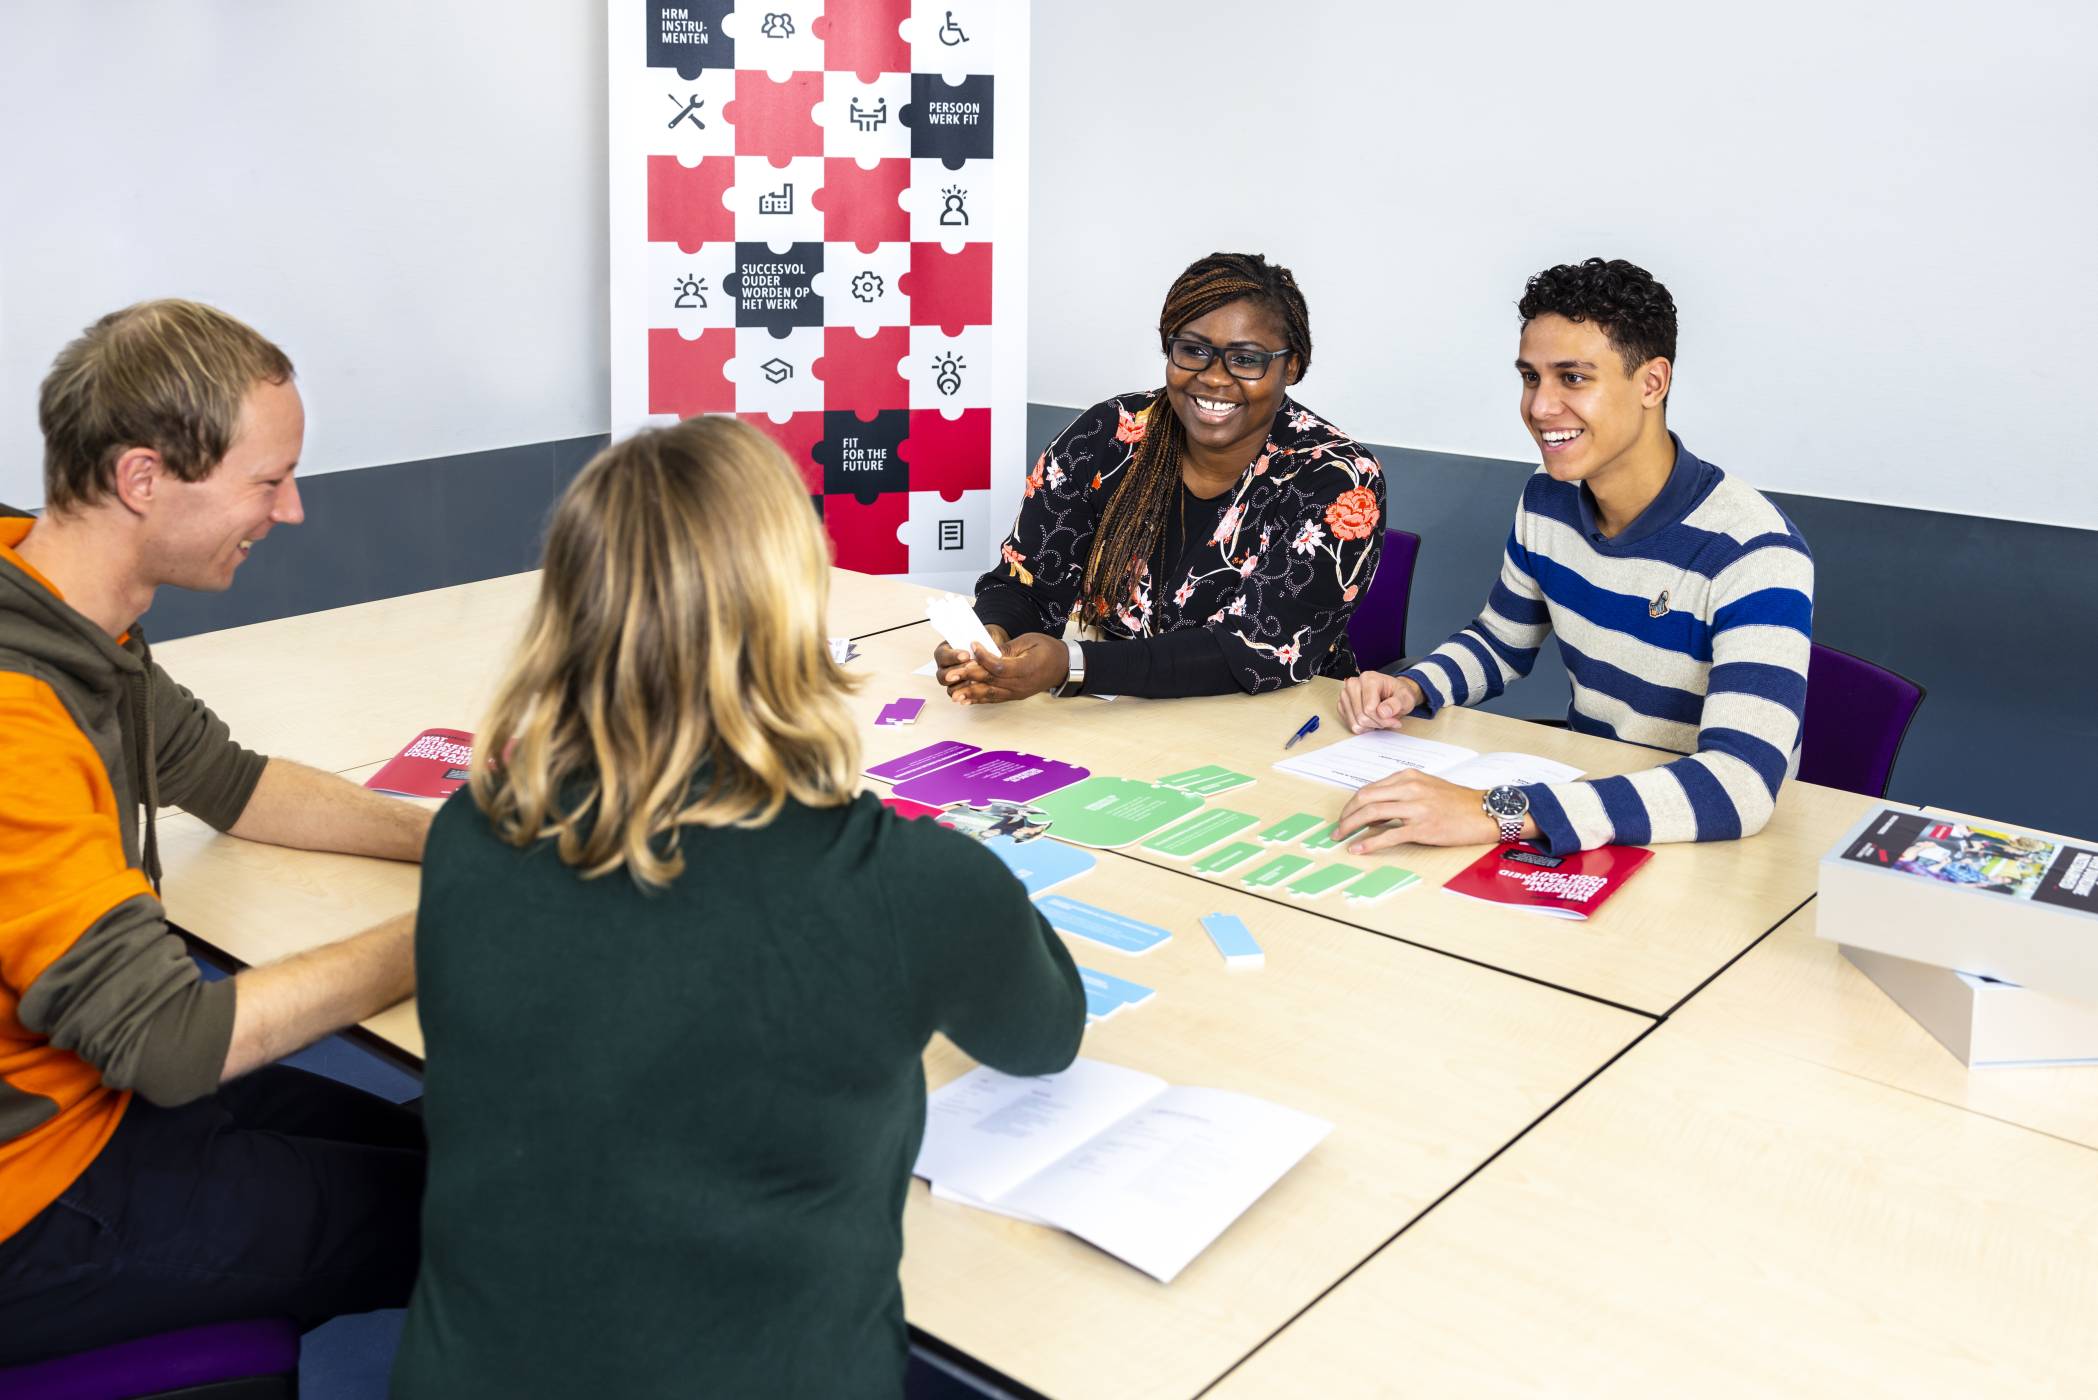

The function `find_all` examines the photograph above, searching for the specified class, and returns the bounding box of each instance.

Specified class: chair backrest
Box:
[1346,528,1422,673]
[1797,642,1926,798]
[0,1317,300,1400]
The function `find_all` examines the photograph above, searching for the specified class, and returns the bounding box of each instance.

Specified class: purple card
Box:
[875,697,926,726]
[890,750,1091,807]
[866,740,980,783]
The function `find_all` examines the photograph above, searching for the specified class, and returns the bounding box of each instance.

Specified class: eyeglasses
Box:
[1165,337,1293,382]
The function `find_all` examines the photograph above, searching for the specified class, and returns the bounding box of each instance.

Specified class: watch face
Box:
[1484,785,1529,818]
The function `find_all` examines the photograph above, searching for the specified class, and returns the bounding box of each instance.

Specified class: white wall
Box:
[0,3,609,509]
[1028,1,2098,532]
[6,4,2092,530]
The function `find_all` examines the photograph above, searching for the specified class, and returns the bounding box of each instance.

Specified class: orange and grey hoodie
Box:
[0,508,266,1242]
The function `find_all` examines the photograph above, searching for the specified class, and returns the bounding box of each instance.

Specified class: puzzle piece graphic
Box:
[900,1,999,80]
[812,241,911,333]
[727,325,825,416]
[814,326,909,415]
[897,488,996,580]
[648,156,736,251]
[647,0,735,78]
[723,71,824,160]
[909,326,991,412]
[823,491,910,573]
[902,158,990,249]
[898,242,990,333]
[648,328,735,417]
[648,241,738,333]
[646,69,737,160]
[812,0,909,80]
[736,410,825,495]
[723,155,826,243]
[814,409,910,500]
[720,3,823,77]
[812,158,909,247]
[904,74,995,166]
[812,73,912,164]
[724,241,825,333]
[902,407,991,499]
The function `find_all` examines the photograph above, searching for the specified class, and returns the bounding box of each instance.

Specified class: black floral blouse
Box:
[978,392,1386,692]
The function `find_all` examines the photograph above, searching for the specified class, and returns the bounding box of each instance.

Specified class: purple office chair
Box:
[1797,642,1926,798]
[1346,528,1422,673]
[0,1318,300,1400]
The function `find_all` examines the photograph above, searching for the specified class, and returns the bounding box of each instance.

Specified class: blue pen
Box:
[1284,715,1320,749]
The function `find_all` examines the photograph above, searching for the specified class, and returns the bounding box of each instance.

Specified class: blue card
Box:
[1079,965,1156,1021]
[1036,895,1173,955]
[982,836,1097,897]
[1200,912,1265,969]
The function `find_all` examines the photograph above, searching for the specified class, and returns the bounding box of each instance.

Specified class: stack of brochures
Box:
[1818,808,2098,1067]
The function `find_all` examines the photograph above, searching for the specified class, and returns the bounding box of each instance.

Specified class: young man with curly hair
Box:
[1335,259,1814,855]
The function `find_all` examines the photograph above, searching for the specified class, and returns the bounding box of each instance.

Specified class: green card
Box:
[1141,808,1260,859]
[1257,812,1326,845]
[1284,863,1364,899]
[1193,841,1264,875]
[1241,854,1315,889]
[1302,823,1350,852]
[1033,777,1206,848]
[1344,867,1421,904]
[1156,764,1258,797]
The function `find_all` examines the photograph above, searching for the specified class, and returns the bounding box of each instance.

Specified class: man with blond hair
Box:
[0,301,431,1361]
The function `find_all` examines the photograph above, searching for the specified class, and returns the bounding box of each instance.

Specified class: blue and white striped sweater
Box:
[1400,443,1814,854]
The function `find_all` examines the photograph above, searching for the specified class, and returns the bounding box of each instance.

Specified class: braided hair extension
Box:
[1077,252,1313,624]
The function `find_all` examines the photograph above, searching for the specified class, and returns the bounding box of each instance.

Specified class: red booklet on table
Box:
[365,728,475,799]
[1442,842,1653,920]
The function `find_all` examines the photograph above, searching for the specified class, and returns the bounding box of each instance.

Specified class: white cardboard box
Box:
[1818,807,2098,1001]
[1841,944,2098,1068]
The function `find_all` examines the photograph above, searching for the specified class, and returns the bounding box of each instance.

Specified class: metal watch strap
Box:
[1496,814,1525,844]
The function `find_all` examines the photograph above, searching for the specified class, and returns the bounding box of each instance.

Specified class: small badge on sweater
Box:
[1648,589,1671,619]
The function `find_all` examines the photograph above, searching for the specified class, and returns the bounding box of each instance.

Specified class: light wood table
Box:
[149,568,930,777]
[1207,899,2098,1398]
[1660,902,2098,1151]
[157,773,1647,1399]
[849,623,1874,1017]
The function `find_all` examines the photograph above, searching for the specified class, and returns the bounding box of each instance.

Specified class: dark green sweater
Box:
[391,788,1085,1399]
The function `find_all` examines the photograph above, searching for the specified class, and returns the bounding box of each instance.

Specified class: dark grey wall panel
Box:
[1027,402,2098,842]
[136,410,2093,843]
[145,436,606,642]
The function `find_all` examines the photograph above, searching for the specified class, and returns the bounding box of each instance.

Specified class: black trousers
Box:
[0,1065,425,1366]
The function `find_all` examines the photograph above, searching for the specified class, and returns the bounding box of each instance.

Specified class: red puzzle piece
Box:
[823,491,910,573]
[899,243,992,334]
[648,329,735,418]
[646,156,735,251]
[812,2,910,80]
[903,408,991,499]
[737,411,825,495]
[722,72,823,160]
[812,158,909,247]
[814,327,909,415]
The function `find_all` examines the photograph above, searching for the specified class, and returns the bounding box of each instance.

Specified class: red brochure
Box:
[1442,842,1653,920]
[365,728,475,799]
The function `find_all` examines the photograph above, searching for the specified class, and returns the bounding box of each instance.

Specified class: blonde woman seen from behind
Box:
[391,418,1086,1400]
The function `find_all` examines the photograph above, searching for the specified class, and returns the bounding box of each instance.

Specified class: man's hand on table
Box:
[1335,770,1539,853]
[936,628,1074,705]
[1338,671,1423,733]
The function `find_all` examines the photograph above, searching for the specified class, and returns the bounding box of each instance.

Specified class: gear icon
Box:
[851,270,886,303]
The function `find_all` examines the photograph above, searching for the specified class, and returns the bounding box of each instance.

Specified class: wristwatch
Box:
[1481,784,1530,844]
[1052,639,1086,698]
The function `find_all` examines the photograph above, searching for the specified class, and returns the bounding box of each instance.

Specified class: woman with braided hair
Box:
[935,251,1385,703]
